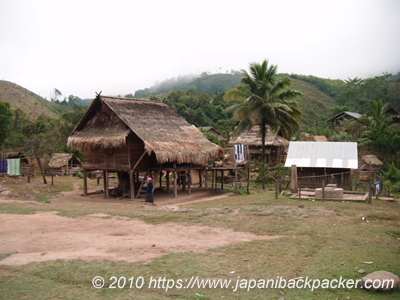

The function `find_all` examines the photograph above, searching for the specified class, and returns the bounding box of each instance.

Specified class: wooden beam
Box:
[132,150,147,171]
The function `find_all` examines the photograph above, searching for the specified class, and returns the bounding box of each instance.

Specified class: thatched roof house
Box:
[46,153,82,176]
[228,125,289,165]
[67,94,222,198]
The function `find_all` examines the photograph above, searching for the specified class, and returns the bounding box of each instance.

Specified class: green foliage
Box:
[2,104,87,157]
[0,101,13,149]
[290,74,345,98]
[337,74,397,113]
[163,89,230,128]
[199,128,220,145]
[383,162,400,183]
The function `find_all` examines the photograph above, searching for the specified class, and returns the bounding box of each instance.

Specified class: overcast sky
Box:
[1,0,400,99]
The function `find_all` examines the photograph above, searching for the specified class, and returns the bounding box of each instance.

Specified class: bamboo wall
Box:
[82,133,156,172]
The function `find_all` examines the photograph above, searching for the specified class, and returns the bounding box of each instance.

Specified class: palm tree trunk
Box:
[261,124,267,189]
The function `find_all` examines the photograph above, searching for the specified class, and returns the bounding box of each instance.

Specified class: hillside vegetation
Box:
[0,80,65,120]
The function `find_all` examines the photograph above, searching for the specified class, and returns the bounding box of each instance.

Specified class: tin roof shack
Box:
[228,125,289,166]
[285,142,358,190]
[46,153,82,176]
[326,111,363,130]
[0,152,34,176]
[67,95,222,199]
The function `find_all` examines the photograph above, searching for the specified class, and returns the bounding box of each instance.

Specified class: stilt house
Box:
[67,95,222,199]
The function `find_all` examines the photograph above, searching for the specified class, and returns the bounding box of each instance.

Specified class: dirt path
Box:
[0,211,281,266]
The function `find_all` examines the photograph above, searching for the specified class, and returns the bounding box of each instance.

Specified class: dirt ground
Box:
[0,179,280,266]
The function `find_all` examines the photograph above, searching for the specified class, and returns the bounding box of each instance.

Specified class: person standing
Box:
[145,177,155,205]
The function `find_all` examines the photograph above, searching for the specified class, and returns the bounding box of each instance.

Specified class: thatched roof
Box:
[360,155,383,167]
[48,153,82,168]
[228,125,289,147]
[67,95,222,165]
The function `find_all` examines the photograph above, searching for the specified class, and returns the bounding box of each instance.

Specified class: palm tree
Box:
[224,60,302,163]
[363,99,392,132]
[360,99,400,150]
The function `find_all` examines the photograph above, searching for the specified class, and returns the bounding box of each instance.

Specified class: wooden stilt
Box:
[188,166,191,195]
[104,170,109,198]
[129,169,135,200]
[83,170,88,196]
[173,163,177,198]
[166,171,170,193]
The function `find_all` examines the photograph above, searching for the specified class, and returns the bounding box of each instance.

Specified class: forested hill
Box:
[134,72,243,97]
[0,80,62,119]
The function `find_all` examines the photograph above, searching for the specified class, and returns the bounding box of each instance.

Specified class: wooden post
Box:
[235,167,238,194]
[83,170,88,196]
[341,172,343,188]
[173,163,177,198]
[199,170,202,188]
[104,170,109,198]
[36,157,47,184]
[188,168,191,195]
[205,169,208,190]
[129,169,135,200]
[290,165,298,193]
[166,171,170,193]
[247,145,250,194]
[275,179,278,199]
[322,179,325,202]
[221,170,224,191]
[368,177,372,204]
[355,171,358,192]
[298,178,301,199]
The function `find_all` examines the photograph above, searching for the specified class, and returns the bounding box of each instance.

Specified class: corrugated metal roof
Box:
[284,142,358,169]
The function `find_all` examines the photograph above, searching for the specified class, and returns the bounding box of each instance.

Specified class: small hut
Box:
[228,125,289,166]
[67,95,222,199]
[358,154,383,182]
[284,141,358,190]
[46,153,82,176]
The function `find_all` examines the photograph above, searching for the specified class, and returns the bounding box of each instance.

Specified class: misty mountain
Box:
[134,72,243,97]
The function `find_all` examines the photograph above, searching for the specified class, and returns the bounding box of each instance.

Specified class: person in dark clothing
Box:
[145,177,155,205]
